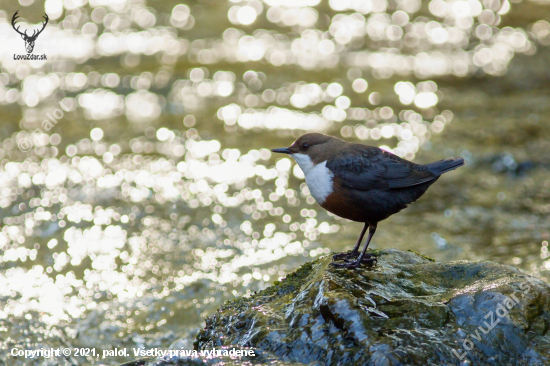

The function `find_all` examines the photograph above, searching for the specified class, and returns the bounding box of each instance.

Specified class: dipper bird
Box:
[271,133,464,269]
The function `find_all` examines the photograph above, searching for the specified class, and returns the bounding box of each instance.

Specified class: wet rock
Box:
[193,249,550,366]
[116,347,302,366]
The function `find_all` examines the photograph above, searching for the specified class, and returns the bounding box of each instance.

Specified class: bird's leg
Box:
[330,225,377,269]
[332,223,368,261]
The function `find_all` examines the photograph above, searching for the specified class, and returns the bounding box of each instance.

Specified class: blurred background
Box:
[0,0,550,363]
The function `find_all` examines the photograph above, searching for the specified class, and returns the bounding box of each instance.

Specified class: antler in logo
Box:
[12,11,49,54]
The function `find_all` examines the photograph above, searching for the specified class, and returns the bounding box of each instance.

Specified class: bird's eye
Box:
[302,143,310,150]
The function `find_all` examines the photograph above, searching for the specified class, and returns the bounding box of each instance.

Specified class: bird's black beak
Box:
[271,147,291,154]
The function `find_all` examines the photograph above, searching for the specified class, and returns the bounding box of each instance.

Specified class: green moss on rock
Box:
[406,249,436,261]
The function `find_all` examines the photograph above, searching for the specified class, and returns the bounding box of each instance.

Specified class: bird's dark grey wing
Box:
[326,146,437,190]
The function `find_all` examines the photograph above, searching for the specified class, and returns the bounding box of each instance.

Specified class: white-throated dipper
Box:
[271,133,464,269]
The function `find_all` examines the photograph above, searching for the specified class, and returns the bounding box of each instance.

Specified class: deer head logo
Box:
[12,11,48,54]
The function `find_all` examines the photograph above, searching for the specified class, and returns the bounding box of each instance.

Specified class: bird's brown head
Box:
[271,133,345,164]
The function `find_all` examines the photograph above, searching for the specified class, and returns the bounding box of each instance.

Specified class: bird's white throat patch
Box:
[291,153,334,204]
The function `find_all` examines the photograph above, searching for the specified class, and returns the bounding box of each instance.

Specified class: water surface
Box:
[1,0,550,363]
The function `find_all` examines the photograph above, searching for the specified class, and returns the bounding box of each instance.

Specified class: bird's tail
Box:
[424,157,465,176]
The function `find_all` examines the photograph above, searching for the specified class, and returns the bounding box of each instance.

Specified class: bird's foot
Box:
[332,252,376,262]
[330,253,377,269]
[332,250,359,261]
